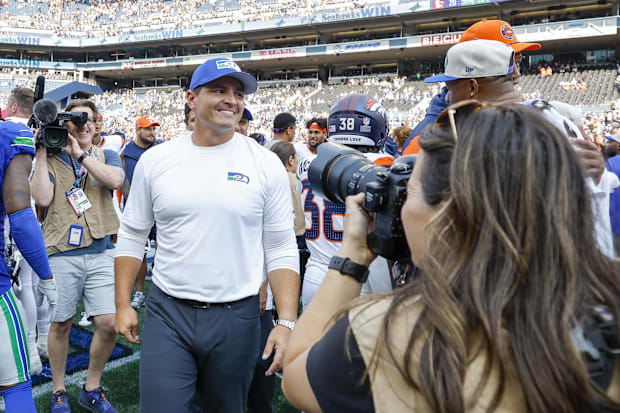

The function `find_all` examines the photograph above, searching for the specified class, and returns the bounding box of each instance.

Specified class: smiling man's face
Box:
[189,76,245,133]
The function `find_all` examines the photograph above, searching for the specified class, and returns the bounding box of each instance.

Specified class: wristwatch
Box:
[276,319,295,331]
[77,152,89,163]
[328,256,369,283]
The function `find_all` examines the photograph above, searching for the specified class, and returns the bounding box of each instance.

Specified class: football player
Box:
[297,94,394,309]
[0,121,58,413]
[295,117,327,164]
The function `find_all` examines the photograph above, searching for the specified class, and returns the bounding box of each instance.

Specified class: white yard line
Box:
[0,352,140,411]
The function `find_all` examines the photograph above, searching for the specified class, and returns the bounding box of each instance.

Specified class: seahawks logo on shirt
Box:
[227,172,250,184]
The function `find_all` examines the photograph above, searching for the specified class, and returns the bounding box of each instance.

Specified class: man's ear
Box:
[469,79,480,98]
[186,90,196,111]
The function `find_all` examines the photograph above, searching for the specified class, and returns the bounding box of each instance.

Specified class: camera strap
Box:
[570,307,619,393]
[391,259,418,288]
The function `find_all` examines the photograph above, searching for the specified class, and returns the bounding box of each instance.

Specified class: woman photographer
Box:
[282,103,620,412]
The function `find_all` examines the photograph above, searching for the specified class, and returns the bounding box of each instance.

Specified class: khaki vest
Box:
[351,298,620,411]
[349,297,529,413]
[42,146,120,255]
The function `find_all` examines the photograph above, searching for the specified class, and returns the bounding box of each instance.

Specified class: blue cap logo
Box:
[190,58,258,94]
[216,60,241,71]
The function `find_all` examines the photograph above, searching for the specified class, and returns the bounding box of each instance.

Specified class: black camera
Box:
[308,142,416,261]
[30,99,88,152]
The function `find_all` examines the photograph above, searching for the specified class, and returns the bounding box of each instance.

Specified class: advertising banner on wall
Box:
[66,16,618,72]
[0,1,516,47]
[432,0,510,10]
[251,47,306,61]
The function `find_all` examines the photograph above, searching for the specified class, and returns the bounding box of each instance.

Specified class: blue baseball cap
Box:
[243,108,253,121]
[604,134,619,143]
[189,58,258,94]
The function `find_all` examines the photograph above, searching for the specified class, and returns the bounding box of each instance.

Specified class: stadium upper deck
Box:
[0,0,617,88]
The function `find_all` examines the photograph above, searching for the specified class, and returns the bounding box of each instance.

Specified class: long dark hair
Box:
[363,104,620,412]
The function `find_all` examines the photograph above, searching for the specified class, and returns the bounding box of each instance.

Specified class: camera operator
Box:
[282,103,620,412]
[31,99,123,412]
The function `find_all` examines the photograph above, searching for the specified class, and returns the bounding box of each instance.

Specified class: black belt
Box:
[163,290,257,309]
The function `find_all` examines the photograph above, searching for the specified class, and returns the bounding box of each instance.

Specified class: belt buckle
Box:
[192,302,210,309]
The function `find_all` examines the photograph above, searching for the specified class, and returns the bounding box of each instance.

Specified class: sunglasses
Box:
[436,100,515,141]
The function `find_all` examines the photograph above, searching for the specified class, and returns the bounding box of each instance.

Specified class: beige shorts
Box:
[48,248,116,322]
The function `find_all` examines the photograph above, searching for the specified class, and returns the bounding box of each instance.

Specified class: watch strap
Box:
[276,319,295,331]
[328,256,369,283]
[77,152,88,163]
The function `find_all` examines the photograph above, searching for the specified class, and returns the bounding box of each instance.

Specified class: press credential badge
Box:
[66,187,92,216]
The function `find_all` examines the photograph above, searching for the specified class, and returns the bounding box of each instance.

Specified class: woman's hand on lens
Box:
[340,193,377,267]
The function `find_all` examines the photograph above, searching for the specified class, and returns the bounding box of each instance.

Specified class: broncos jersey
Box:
[0,121,35,292]
[297,151,394,285]
[294,142,316,165]
[98,132,126,154]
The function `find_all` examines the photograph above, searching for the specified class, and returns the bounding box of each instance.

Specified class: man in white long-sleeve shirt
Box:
[114,58,300,413]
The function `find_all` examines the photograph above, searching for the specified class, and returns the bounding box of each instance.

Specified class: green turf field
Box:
[29,282,301,412]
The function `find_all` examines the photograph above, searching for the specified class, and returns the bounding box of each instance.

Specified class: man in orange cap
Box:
[403,34,611,257]
[458,19,541,84]
[402,19,541,155]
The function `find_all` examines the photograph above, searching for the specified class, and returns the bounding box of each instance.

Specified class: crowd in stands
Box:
[92,88,188,141]
[520,57,618,76]
[0,70,617,144]
[0,0,389,39]
[584,103,620,144]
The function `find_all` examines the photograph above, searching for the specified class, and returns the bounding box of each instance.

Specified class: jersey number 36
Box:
[301,179,345,242]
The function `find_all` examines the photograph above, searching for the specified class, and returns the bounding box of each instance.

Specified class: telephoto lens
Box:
[308,142,416,260]
[308,142,385,205]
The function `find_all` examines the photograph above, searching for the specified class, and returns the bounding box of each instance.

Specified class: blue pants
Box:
[139,285,261,413]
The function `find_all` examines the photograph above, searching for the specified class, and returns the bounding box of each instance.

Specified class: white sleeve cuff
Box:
[264,228,299,275]
[115,226,147,260]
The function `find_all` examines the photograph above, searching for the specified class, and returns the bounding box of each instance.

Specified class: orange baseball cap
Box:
[459,20,541,53]
[136,115,160,129]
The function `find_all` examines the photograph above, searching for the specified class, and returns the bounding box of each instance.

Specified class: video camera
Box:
[28,76,88,152]
[308,142,416,261]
